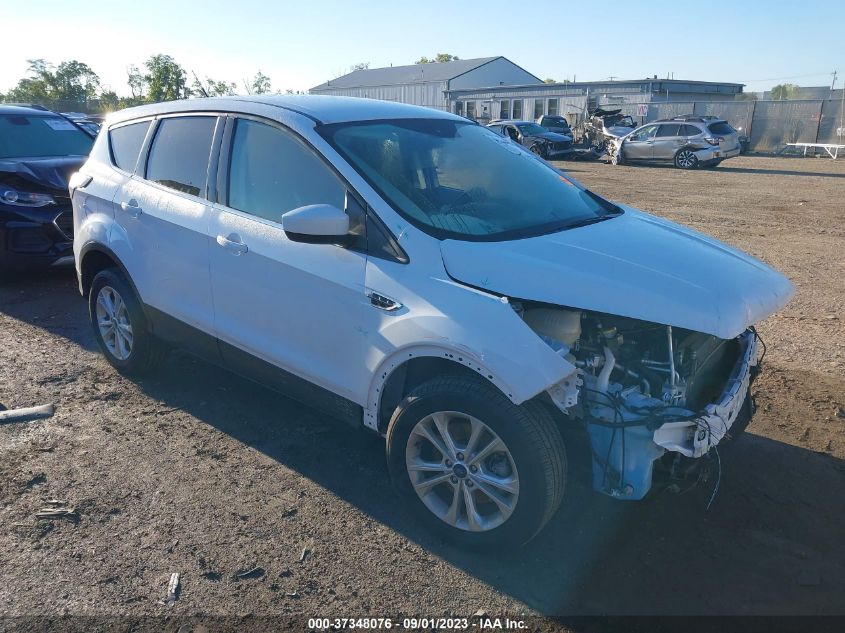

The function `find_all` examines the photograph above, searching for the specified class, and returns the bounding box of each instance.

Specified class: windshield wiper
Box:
[565,212,622,229]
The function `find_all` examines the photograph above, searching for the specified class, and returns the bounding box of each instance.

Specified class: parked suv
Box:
[536,114,572,136]
[611,115,741,169]
[1,104,95,277]
[73,96,793,546]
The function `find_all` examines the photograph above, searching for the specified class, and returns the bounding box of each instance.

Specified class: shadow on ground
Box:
[3,274,844,616]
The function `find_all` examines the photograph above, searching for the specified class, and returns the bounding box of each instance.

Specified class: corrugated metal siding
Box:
[310,81,450,110]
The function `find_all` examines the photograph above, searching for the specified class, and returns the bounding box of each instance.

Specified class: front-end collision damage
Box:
[516,302,763,500]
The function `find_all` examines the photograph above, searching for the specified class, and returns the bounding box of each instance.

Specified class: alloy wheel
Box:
[405,411,520,532]
[95,285,134,361]
[676,150,697,168]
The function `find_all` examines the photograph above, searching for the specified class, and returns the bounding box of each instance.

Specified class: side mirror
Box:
[281,203,350,244]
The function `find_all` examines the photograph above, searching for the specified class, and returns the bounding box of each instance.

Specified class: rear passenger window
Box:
[109,121,150,172]
[146,116,216,197]
[656,124,680,137]
[682,124,701,136]
[227,118,345,222]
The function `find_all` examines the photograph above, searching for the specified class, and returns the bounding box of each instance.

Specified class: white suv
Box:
[71,96,793,546]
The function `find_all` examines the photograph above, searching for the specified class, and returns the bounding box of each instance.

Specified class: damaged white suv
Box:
[72,96,793,546]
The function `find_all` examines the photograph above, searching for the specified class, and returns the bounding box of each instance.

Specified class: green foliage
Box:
[5,58,100,104]
[144,54,188,102]
[249,71,272,95]
[416,54,459,64]
[127,64,145,99]
[770,83,799,100]
[192,76,236,97]
[0,55,270,112]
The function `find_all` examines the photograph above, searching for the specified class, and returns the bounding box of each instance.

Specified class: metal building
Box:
[448,78,745,124]
[309,57,542,112]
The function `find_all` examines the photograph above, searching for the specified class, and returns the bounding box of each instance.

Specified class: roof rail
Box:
[2,102,51,111]
[662,114,722,122]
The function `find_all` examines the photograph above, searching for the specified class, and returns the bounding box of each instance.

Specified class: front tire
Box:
[674,149,699,169]
[386,376,566,547]
[89,268,163,376]
[530,144,547,159]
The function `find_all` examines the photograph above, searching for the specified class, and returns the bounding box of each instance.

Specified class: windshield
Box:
[516,123,546,136]
[543,117,569,127]
[0,114,94,159]
[319,118,620,241]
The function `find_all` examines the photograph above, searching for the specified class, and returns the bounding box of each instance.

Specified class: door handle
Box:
[120,200,142,218]
[216,234,249,255]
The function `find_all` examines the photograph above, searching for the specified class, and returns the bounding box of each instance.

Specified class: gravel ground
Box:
[1,155,843,625]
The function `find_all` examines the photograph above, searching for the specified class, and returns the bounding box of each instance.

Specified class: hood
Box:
[0,156,86,192]
[440,207,794,339]
[531,131,571,143]
[605,125,635,138]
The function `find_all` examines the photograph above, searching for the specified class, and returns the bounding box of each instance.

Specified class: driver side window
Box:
[227,118,346,223]
[631,125,658,142]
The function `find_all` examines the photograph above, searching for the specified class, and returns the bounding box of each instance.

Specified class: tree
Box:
[350,62,370,72]
[416,53,459,64]
[192,75,236,97]
[144,54,188,102]
[5,58,100,105]
[127,64,145,100]
[54,60,100,102]
[770,83,799,100]
[248,71,272,95]
[736,92,759,101]
[99,89,120,109]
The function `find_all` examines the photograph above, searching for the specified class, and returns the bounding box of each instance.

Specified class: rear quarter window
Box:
[682,124,702,136]
[708,121,735,135]
[109,121,151,172]
[145,116,217,197]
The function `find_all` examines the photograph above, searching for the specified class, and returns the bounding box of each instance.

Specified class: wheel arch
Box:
[366,345,520,434]
[78,242,145,309]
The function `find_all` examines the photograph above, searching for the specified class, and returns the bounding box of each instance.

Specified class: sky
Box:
[2,0,843,97]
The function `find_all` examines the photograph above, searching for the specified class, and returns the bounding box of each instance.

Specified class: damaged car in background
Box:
[74,96,793,547]
[582,107,637,148]
[1,104,94,278]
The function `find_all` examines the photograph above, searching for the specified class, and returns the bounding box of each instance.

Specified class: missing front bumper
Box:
[587,330,758,499]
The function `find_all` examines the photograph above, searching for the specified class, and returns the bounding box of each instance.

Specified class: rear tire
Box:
[674,149,699,169]
[386,375,566,548]
[89,268,164,376]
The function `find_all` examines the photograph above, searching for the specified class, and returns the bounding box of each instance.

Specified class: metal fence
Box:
[610,99,845,153]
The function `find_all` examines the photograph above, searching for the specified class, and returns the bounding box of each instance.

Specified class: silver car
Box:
[611,115,741,169]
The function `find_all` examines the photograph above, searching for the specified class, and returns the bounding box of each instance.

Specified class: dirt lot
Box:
[1,155,843,625]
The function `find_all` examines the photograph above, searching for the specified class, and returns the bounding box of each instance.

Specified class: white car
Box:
[71,96,793,546]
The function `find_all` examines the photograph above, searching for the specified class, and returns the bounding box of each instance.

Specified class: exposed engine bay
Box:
[515,302,760,499]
